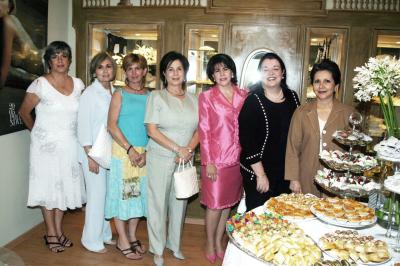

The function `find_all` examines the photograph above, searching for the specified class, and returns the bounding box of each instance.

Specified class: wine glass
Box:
[349,112,363,132]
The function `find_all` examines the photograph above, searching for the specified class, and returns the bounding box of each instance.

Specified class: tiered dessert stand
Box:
[315,113,379,198]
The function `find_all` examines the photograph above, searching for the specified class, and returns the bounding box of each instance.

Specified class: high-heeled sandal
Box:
[205,252,216,263]
[43,235,64,253]
[130,240,146,254]
[58,234,73,247]
[216,251,225,260]
[116,246,142,260]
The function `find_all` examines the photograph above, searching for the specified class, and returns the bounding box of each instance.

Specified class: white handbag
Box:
[88,124,112,169]
[173,159,199,199]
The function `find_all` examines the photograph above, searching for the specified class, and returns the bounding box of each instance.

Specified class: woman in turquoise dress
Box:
[106,53,149,260]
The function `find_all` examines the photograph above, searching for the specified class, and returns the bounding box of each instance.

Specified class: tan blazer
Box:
[284,99,355,196]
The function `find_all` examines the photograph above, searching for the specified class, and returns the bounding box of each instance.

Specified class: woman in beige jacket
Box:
[285,59,355,196]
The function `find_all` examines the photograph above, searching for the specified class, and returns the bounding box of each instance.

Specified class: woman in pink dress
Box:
[199,53,247,263]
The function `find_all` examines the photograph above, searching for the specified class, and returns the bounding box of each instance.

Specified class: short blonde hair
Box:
[122,53,148,84]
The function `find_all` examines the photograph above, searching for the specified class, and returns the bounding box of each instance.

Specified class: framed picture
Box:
[0,0,47,136]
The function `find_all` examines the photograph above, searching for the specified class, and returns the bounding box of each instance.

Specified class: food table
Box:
[222,205,400,266]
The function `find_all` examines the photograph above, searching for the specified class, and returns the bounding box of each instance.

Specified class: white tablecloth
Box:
[223,208,400,266]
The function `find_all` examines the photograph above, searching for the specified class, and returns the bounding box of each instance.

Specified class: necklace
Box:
[167,88,185,97]
[125,85,146,94]
[265,89,284,101]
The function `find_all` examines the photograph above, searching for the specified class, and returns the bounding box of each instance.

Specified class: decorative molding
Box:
[326,0,400,12]
[140,0,203,7]
[82,0,205,7]
[82,0,399,12]
[82,0,110,7]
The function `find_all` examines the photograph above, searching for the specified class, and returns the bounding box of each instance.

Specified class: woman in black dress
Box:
[238,52,299,211]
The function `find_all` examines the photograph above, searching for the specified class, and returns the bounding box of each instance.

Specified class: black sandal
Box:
[116,246,142,260]
[58,234,73,247]
[43,235,64,253]
[130,240,146,254]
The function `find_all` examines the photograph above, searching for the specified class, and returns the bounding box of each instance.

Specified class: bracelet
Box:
[172,145,180,153]
[126,145,133,154]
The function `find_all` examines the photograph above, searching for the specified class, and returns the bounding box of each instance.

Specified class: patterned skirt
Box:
[105,142,147,220]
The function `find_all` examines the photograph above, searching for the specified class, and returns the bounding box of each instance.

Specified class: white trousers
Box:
[80,155,112,252]
[147,152,187,256]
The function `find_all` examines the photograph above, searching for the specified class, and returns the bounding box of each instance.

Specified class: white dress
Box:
[27,76,86,210]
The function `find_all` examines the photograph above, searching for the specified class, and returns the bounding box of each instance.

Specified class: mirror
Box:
[240,48,273,89]
[303,27,347,102]
[89,23,161,88]
[184,24,223,94]
[376,33,400,58]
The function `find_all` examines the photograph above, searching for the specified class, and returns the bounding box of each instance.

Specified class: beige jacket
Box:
[284,99,355,196]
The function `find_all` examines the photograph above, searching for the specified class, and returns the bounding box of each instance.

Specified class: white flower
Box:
[133,45,157,65]
[353,56,400,102]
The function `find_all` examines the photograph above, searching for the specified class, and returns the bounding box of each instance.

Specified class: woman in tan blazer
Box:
[285,59,355,196]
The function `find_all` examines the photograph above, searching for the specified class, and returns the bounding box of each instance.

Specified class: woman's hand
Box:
[128,148,140,167]
[176,146,193,162]
[206,164,217,181]
[88,156,99,174]
[256,174,269,193]
[289,180,302,193]
[136,152,146,168]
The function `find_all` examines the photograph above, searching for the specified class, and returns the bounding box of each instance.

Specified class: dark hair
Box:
[257,52,290,90]
[43,41,72,73]
[159,51,189,88]
[310,59,341,86]
[89,52,116,83]
[122,53,148,84]
[206,53,238,85]
[8,0,15,14]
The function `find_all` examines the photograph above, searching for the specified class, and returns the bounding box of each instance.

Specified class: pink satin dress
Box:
[198,85,247,209]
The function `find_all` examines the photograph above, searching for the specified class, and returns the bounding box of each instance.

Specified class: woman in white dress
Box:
[77,52,116,253]
[19,41,85,253]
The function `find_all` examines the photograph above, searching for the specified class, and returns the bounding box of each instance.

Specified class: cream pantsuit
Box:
[147,152,187,255]
[145,90,198,256]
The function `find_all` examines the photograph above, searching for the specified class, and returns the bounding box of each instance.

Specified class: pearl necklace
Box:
[265,89,284,101]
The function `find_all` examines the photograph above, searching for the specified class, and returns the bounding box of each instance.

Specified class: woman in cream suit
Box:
[77,52,116,253]
[145,51,199,266]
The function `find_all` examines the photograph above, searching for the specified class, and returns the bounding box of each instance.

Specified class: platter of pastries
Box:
[319,150,377,173]
[264,193,320,220]
[226,212,322,265]
[310,197,376,228]
[374,136,400,162]
[332,129,372,146]
[384,173,400,194]
[314,168,381,198]
[319,230,391,265]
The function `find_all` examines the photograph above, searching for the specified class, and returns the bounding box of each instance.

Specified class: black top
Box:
[238,82,299,195]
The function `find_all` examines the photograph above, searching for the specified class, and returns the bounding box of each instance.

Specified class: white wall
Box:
[0,0,75,247]
[48,0,76,76]
[0,131,42,246]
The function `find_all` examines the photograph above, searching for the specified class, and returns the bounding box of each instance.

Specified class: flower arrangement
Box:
[133,44,157,65]
[353,56,400,137]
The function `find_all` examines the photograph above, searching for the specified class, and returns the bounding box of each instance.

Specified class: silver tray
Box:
[310,206,377,228]
[226,211,322,265]
[314,178,377,198]
[226,224,275,265]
